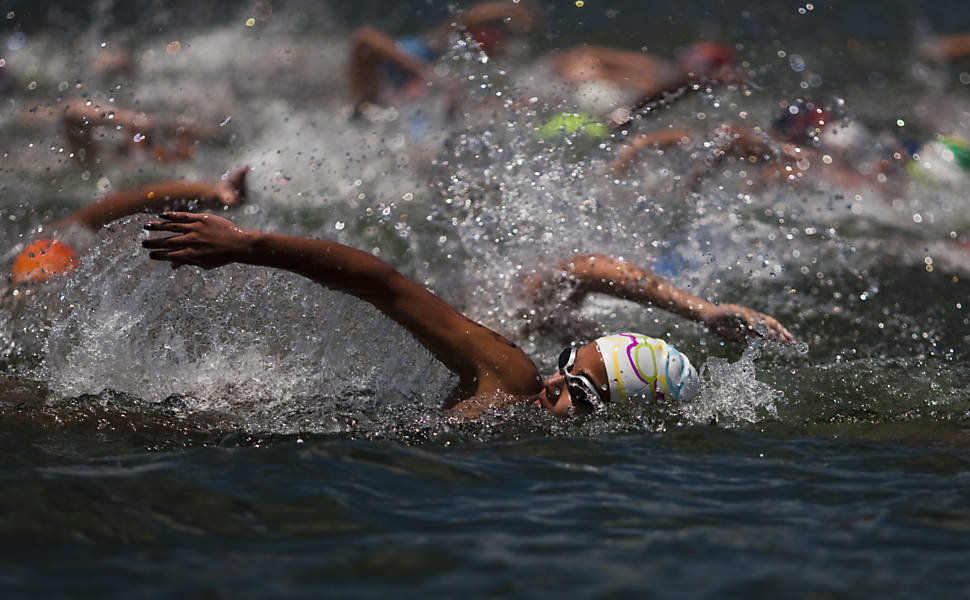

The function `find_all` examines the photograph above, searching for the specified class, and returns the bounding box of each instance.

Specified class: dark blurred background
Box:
[2,0,970,43]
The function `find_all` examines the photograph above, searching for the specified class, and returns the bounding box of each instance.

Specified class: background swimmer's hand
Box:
[143,212,254,270]
[215,166,249,208]
[701,303,795,344]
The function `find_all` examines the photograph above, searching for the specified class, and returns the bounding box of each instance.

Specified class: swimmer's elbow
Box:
[351,26,387,48]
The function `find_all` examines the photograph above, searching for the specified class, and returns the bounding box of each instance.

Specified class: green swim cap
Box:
[941,137,970,170]
[537,112,609,140]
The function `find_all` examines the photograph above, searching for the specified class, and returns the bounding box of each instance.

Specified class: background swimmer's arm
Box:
[143,213,543,402]
[684,125,774,192]
[574,46,670,83]
[611,128,692,174]
[553,253,794,343]
[923,33,970,60]
[349,26,432,106]
[62,100,154,131]
[450,1,536,32]
[51,167,248,232]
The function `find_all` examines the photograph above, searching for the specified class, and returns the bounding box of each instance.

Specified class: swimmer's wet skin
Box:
[143,212,793,420]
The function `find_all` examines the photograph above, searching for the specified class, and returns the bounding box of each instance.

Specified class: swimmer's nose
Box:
[543,371,565,386]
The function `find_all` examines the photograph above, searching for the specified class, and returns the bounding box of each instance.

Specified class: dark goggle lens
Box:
[567,383,595,409]
[558,347,574,371]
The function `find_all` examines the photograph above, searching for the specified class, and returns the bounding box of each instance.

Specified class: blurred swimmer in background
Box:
[348,1,537,114]
[612,98,890,193]
[5,167,248,287]
[20,99,219,167]
[143,211,793,419]
[921,31,970,63]
[531,41,744,150]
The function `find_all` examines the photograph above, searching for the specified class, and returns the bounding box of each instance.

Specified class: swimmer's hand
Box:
[701,303,795,344]
[143,212,254,270]
[215,166,249,208]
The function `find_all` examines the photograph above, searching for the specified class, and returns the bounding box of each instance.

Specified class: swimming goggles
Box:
[557,346,606,411]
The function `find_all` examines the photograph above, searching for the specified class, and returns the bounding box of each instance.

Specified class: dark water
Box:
[2,420,970,598]
[2,0,970,596]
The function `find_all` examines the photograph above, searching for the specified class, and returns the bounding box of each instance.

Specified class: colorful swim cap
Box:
[941,136,970,170]
[537,112,609,140]
[595,332,699,404]
[905,136,970,184]
[10,239,79,284]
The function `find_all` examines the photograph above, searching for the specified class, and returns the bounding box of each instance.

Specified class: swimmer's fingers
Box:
[142,235,186,250]
[143,220,196,234]
[735,310,796,345]
[147,249,205,271]
[147,249,192,263]
[155,211,210,224]
[760,315,795,345]
[705,304,794,344]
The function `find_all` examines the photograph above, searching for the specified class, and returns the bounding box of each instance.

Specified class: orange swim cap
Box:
[10,239,80,284]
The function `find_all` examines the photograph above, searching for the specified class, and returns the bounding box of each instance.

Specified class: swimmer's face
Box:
[537,343,609,417]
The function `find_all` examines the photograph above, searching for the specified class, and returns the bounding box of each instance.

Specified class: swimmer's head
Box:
[468,25,507,54]
[10,239,79,284]
[676,41,736,77]
[538,332,699,417]
[771,99,830,145]
[536,112,609,141]
[904,136,970,184]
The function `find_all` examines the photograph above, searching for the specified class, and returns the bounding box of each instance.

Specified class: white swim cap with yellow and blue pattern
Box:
[595,333,699,403]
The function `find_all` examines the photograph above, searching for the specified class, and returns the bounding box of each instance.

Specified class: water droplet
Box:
[7,31,26,51]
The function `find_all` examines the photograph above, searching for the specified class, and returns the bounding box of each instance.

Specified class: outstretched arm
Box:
[611,128,692,174]
[452,1,536,32]
[51,167,248,232]
[143,212,543,407]
[923,32,970,60]
[683,125,775,193]
[349,26,433,107]
[533,253,794,343]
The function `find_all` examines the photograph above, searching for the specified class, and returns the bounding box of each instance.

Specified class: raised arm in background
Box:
[52,167,248,232]
[527,252,794,343]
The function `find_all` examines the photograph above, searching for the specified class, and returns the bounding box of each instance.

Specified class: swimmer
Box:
[7,167,248,285]
[613,99,885,193]
[892,135,970,187]
[609,127,694,175]
[921,32,970,62]
[348,1,536,111]
[528,41,741,131]
[142,211,793,419]
[22,100,218,167]
[606,41,745,129]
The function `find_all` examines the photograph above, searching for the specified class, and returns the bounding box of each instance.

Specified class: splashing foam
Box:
[35,219,455,433]
[680,339,802,426]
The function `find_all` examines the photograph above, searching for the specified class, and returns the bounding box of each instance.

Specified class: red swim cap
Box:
[10,239,79,284]
[468,25,506,53]
[679,41,735,74]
